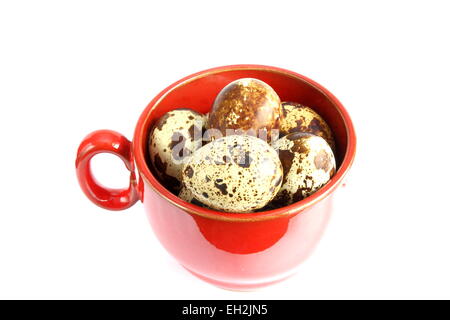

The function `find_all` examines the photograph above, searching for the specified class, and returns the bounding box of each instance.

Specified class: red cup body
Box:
[76,65,356,290]
[144,184,333,289]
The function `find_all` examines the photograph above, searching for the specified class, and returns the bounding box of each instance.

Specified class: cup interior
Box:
[134,65,355,218]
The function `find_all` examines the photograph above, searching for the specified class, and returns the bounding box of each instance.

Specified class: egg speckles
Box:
[182,135,283,213]
[178,186,195,202]
[178,186,209,208]
[208,78,282,142]
[149,109,206,192]
[272,132,336,206]
[280,102,335,151]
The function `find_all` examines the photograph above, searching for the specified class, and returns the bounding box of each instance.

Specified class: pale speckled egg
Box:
[178,186,209,208]
[280,102,335,151]
[272,132,336,206]
[149,109,206,192]
[182,135,283,213]
[207,78,282,142]
[178,186,195,202]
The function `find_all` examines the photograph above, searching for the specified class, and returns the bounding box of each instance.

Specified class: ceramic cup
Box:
[76,65,356,290]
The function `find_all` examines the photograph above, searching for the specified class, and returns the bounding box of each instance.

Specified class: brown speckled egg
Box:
[207,78,282,142]
[280,102,335,151]
[178,186,195,202]
[149,109,206,192]
[272,132,336,206]
[182,135,283,213]
[178,186,209,208]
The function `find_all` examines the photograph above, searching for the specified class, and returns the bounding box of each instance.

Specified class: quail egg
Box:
[178,186,209,208]
[149,108,206,192]
[207,78,282,142]
[182,135,283,213]
[272,132,336,206]
[178,186,195,202]
[280,102,335,151]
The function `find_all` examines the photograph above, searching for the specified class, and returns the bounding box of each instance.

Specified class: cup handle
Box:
[75,130,140,210]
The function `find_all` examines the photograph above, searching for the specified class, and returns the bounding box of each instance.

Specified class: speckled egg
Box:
[280,102,335,151]
[207,78,282,142]
[182,135,283,213]
[272,132,336,206]
[149,109,206,192]
[178,186,195,202]
[178,186,209,208]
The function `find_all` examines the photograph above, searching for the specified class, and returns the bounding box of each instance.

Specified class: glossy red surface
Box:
[76,65,356,290]
[76,130,139,210]
[145,185,332,289]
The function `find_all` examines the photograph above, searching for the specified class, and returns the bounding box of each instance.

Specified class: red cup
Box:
[76,65,356,290]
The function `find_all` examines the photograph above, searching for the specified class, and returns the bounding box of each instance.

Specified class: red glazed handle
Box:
[76,130,139,210]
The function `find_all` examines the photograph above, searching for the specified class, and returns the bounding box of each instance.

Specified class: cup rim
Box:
[133,64,356,222]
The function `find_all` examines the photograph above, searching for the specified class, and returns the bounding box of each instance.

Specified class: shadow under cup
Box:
[132,65,356,290]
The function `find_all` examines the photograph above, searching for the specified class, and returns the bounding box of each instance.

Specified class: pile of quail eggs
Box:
[149,78,336,213]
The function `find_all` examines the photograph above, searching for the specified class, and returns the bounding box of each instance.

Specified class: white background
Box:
[1,0,449,299]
